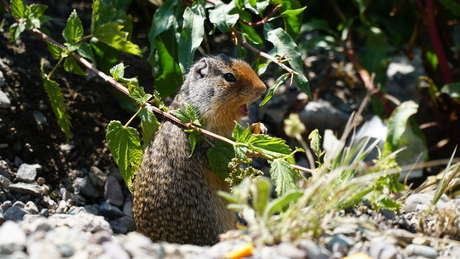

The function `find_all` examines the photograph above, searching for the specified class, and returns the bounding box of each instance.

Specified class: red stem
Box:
[239,5,282,26]
[424,0,453,83]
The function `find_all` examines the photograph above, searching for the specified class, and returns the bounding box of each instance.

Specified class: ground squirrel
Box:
[132,55,267,246]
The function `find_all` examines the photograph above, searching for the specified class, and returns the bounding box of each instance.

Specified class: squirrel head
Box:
[173,54,266,137]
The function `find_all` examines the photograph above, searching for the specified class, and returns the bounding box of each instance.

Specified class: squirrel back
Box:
[133,55,266,246]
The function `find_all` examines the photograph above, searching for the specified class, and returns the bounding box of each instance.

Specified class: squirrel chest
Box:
[132,55,266,246]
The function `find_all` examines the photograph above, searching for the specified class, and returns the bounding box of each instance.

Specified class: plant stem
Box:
[47,57,65,79]
[124,106,142,128]
[239,5,282,26]
[28,23,315,174]
[232,29,299,76]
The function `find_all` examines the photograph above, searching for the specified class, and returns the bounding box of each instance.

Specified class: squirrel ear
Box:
[193,59,209,80]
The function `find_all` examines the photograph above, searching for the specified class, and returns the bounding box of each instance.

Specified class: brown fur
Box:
[132,55,266,246]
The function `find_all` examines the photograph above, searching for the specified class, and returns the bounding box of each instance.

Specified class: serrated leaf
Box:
[40,59,72,141]
[269,159,298,196]
[185,129,202,157]
[264,24,310,97]
[46,41,63,60]
[9,23,25,44]
[11,0,27,19]
[64,56,87,76]
[250,177,271,218]
[248,134,292,160]
[209,1,239,33]
[208,140,234,180]
[92,0,127,30]
[260,73,289,105]
[106,120,142,192]
[232,122,252,142]
[110,62,125,79]
[178,3,205,74]
[26,4,48,19]
[234,145,248,160]
[39,15,53,25]
[138,106,160,148]
[92,23,142,56]
[170,105,201,125]
[77,42,96,64]
[63,10,84,44]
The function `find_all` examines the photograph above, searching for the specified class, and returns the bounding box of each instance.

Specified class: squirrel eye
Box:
[223,73,236,82]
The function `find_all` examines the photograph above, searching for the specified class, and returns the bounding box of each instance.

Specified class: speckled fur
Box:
[132,55,266,246]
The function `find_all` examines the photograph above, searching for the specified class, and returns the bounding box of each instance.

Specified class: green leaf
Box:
[9,22,25,44]
[40,59,72,141]
[264,24,310,97]
[441,83,460,102]
[234,145,248,160]
[238,11,263,45]
[170,104,202,125]
[269,159,298,196]
[63,10,84,44]
[92,22,142,56]
[106,121,142,192]
[11,0,27,19]
[147,0,179,58]
[46,41,63,60]
[178,3,205,74]
[77,42,96,64]
[384,101,427,168]
[439,0,460,16]
[185,129,202,157]
[208,140,234,180]
[138,106,160,148]
[277,7,306,39]
[308,129,322,158]
[64,56,87,75]
[250,177,271,218]
[300,20,338,37]
[248,134,293,160]
[264,191,303,219]
[102,0,133,11]
[92,0,128,30]
[110,62,125,79]
[209,1,239,33]
[151,28,183,98]
[232,122,252,142]
[260,73,289,105]
[26,4,48,19]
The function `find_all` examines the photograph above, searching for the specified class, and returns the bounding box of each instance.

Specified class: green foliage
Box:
[106,121,142,191]
[39,59,72,141]
[384,101,427,171]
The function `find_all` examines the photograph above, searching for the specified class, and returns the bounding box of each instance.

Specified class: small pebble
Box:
[89,166,106,187]
[16,163,41,183]
[100,201,124,220]
[406,244,438,259]
[4,206,30,221]
[104,175,124,207]
[0,90,11,109]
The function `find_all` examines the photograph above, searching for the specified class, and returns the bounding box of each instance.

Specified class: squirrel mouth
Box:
[239,103,249,117]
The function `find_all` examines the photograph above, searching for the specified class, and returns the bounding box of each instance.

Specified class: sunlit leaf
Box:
[269,159,298,196]
[63,9,84,44]
[178,3,205,74]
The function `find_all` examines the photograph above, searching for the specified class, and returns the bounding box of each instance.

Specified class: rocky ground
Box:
[1,1,460,259]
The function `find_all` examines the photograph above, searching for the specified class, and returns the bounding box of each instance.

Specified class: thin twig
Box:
[232,29,299,76]
[239,5,282,26]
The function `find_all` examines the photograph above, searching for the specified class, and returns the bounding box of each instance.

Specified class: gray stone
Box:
[104,175,124,207]
[405,244,438,259]
[122,199,133,217]
[275,243,307,259]
[27,242,61,259]
[0,70,4,86]
[59,143,74,155]
[0,191,5,203]
[0,207,4,224]
[298,240,331,259]
[32,110,47,129]
[404,193,446,212]
[0,160,11,179]
[89,166,107,187]
[100,201,124,220]
[48,211,112,233]
[110,216,136,234]
[16,163,41,183]
[4,206,30,221]
[0,90,11,109]
[37,177,45,185]
[299,100,351,133]
[102,241,130,259]
[73,175,100,198]
[83,204,99,215]
[8,182,44,196]
[13,201,25,208]
[0,174,12,188]
[0,221,26,251]
[368,242,398,259]
[385,229,414,244]
[89,230,112,244]
[123,231,154,258]
[325,234,355,252]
